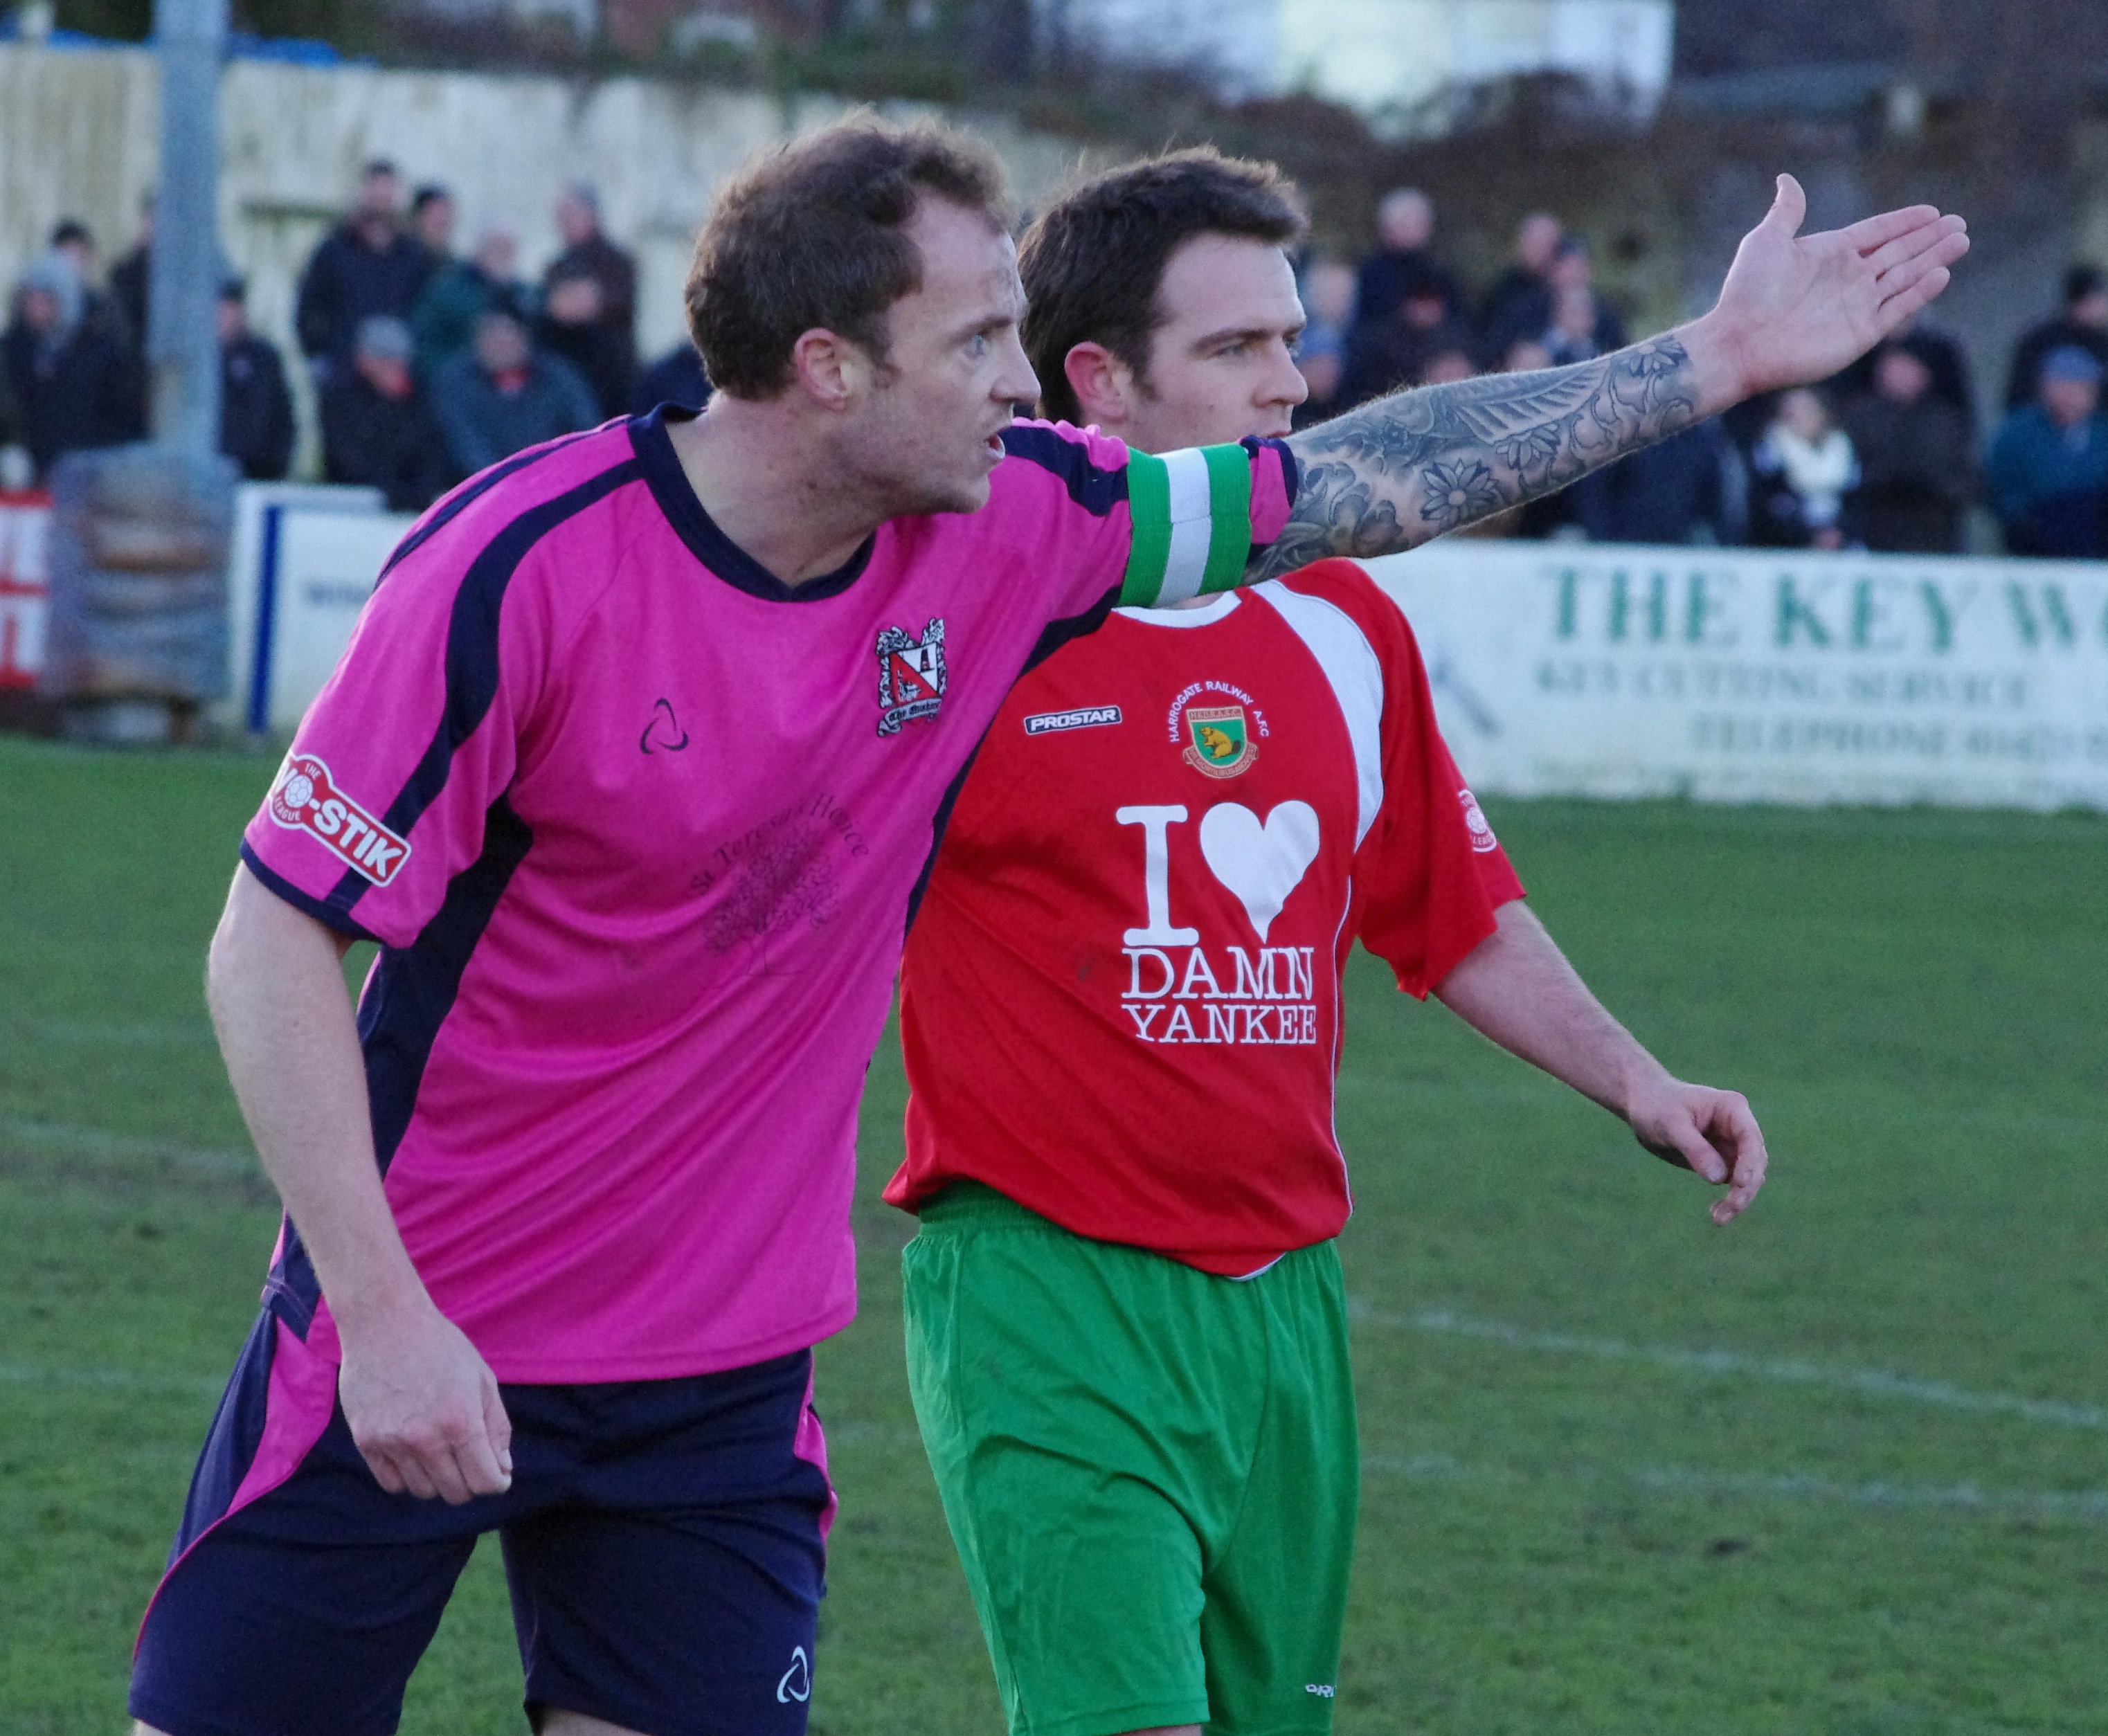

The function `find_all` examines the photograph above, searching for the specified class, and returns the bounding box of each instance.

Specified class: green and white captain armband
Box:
[1119,444,1256,608]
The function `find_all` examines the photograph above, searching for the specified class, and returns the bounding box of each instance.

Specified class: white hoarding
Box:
[243,504,414,734]
[1364,541,2108,811]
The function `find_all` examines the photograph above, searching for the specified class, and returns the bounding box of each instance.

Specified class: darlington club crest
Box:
[875,617,947,736]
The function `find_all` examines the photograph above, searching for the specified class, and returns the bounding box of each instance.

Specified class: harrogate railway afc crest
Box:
[876,617,948,736]
[1182,704,1256,778]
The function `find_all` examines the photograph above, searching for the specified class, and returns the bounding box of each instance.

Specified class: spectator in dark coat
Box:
[296,161,440,388]
[319,315,451,513]
[109,196,154,347]
[51,219,132,353]
[412,226,525,384]
[1340,280,1472,408]
[433,304,600,480]
[1289,260,1355,427]
[1838,341,1974,553]
[1824,314,1975,433]
[410,184,456,264]
[629,341,712,416]
[2003,266,2108,412]
[540,183,637,417]
[1585,419,1747,546]
[0,345,23,478]
[217,280,295,482]
[1,253,144,480]
[1477,211,1562,366]
[1539,239,1626,359]
[1353,188,1463,330]
[1985,345,2108,559]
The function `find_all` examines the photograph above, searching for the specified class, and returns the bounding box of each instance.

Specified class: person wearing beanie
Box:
[2003,264,2108,411]
[318,313,451,512]
[1986,343,2108,557]
[431,299,599,480]
[0,251,143,479]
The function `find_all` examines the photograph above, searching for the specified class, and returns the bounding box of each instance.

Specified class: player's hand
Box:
[1695,174,1969,401]
[336,1300,514,1504]
[1624,1078,1769,1227]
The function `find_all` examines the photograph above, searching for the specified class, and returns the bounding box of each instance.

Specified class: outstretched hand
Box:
[1701,174,1969,402]
[1625,1078,1769,1227]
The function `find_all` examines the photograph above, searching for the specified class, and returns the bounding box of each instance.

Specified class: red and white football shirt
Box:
[886,558,1524,1275]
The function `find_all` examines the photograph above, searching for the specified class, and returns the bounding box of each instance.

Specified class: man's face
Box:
[1516,213,1561,274]
[415,195,455,254]
[1106,234,1307,453]
[1378,190,1432,251]
[832,197,1038,517]
[359,172,401,222]
[474,230,518,279]
[217,296,245,345]
[2071,290,2108,329]
[1874,347,1930,405]
[476,313,531,377]
[2042,374,2100,428]
[557,193,596,247]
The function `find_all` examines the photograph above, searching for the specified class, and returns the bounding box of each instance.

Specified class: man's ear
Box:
[789,328,866,412]
[1063,341,1137,433]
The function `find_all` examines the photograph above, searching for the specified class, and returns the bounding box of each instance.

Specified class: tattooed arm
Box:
[1261,338,1698,572]
[1256,174,1970,577]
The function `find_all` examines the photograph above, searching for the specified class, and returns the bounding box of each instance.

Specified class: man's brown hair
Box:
[687,114,1009,399]
[1018,148,1306,426]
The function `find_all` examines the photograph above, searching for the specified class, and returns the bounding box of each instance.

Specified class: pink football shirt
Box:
[240,409,1296,1382]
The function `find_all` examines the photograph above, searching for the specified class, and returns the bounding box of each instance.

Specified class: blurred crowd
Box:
[6,165,2108,558]
[0,159,710,511]
[1299,189,2108,559]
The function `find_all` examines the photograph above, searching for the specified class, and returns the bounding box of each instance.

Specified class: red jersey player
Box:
[886,152,1768,1736]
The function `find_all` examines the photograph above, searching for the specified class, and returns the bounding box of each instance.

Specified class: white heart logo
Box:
[1198,802,1319,942]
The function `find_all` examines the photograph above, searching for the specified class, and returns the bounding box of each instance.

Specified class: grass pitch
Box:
[1,733,2102,1735]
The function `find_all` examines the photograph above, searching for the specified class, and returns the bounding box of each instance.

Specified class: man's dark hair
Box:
[2066,264,2106,305]
[687,114,1009,400]
[411,184,451,215]
[1018,148,1305,426]
[51,219,91,250]
[362,159,398,181]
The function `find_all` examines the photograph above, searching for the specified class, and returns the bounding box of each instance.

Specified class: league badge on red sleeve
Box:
[267,753,413,885]
[1459,788,1499,853]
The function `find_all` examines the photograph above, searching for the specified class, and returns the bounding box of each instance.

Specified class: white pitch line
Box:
[0,1114,260,1179]
[0,1363,226,1399]
[1351,1301,2107,1431]
[1361,1450,2108,1523]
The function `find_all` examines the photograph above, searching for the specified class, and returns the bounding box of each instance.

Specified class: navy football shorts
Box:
[129,1311,834,1736]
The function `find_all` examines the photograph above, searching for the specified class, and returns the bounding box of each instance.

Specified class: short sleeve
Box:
[240,524,545,950]
[990,422,1299,622]
[1346,579,1524,997]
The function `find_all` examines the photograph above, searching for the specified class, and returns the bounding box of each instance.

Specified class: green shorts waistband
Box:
[914,1180,1056,1234]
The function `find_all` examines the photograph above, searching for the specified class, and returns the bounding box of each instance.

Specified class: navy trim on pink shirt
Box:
[629,406,875,603]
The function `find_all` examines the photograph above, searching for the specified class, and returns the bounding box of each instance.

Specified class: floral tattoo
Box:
[1253,335,1698,578]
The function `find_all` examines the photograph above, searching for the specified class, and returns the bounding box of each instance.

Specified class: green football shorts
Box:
[902,1182,1358,1736]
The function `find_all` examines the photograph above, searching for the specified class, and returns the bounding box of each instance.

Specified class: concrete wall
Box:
[1,42,1098,471]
